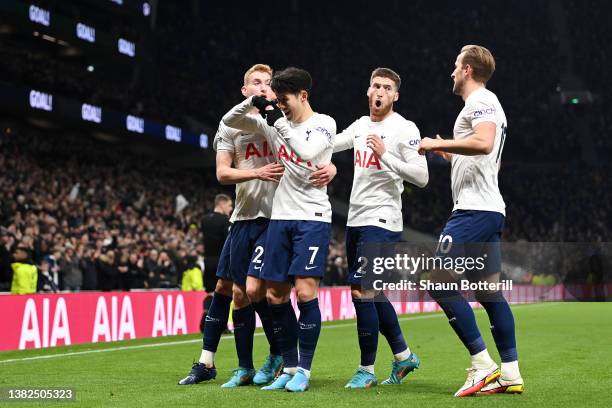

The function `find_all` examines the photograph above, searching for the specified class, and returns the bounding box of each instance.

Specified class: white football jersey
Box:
[213,119,276,223]
[222,97,336,223]
[451,87,507,215]
[334,112,427,232]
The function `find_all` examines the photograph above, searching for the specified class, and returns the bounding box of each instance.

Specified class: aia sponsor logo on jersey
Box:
[278,145,313,168]
[355,150,381,170]
[244,141,275,160]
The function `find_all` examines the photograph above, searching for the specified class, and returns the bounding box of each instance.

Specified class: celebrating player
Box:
[418,45,523,396]
[179,64,284,387]
[223,67,336,392]
[316,68,428,388]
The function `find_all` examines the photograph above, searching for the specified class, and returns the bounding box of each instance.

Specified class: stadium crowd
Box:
[0,126,350,292]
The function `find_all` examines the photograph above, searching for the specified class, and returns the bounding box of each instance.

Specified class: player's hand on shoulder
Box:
[366,134,386,156]
[309,163,337,187]
[255,162,285,183]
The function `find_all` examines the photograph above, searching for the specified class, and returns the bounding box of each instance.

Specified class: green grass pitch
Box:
[1,302,610,407]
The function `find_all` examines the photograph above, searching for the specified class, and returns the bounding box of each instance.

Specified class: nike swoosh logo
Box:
[254,266,262,270]
[305,266,317,270]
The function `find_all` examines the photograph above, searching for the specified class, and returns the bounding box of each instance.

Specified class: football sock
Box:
[359,365,375,374]
[199,350,214,366]
[252,298,281,356]
[297,298,321,371]
[429,290,486,355]
[232,304,255,369]
[393,349,412,362]
[471,349,496,370]
[283,367,297,375]
[201,291,232,363]
[477,291,518,362]
[352,298,379,366]
[501,360,522,380]
[374,294,409,355]
[270,302,298,369]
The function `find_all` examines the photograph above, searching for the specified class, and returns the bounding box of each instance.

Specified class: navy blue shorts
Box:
[216,234,231,280]
[346,225,402,285]
[229,218,269,286]
[260,220,331,283]
[436,210,505,277]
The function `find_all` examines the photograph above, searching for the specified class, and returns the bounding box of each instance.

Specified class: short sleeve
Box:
[397,121,422,152]
[466,97,497,128]
[213,121,237,153]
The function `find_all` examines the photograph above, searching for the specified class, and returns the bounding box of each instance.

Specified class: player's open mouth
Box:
[375,100,382,108]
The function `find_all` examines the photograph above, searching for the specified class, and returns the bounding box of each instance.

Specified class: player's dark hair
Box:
[271,67,312,96]
[214,193,231,206]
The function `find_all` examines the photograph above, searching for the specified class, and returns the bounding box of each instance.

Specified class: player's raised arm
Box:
[332,122,356,153]
[222,96,271,138]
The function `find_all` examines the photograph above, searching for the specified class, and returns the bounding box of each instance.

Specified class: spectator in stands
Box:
[128,253,146,289]
[181,255,204,291]
[59,245,82,291]
[10,246,37,294]
[117,248,131,291]
[97,250,118,291]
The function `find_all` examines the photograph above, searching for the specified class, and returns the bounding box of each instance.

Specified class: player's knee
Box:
[294,277,319,303]
[246,286,264,303]
[215,279,232,297]
[265,291,283,305]
[474,290,504,303]
[266,285,289,304]
[294,287,316,303]
[245,277,265,302]
[351,286,376,300]
[351,288,364,300]
[233,284,251,309]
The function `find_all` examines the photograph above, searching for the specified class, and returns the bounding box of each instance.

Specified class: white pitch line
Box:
[0,314,440,364]
[0,302,556,364]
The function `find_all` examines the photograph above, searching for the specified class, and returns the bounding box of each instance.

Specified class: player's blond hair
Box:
[370,67,401,90]
[460,45,495,84]
[243,64,273,86]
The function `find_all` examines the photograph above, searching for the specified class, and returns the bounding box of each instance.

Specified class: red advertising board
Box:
[1,284,604,351]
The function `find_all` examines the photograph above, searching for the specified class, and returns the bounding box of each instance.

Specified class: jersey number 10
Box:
[496,124,507,163]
